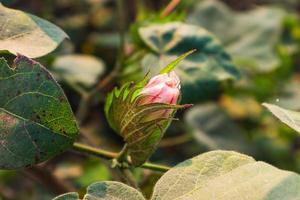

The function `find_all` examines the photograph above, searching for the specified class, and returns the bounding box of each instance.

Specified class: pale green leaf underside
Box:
[0,55,78,169]
[263,103,300,134]
[54,151,300,200]
[0,3,68,58]
[152,151,300,200]
[52,181,145,200]
[188,0,286,72]
[52,54,106,91]
[139,22,240,103]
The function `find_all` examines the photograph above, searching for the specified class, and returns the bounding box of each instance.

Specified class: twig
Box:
[160,0,181,18]
[72,142,170,172]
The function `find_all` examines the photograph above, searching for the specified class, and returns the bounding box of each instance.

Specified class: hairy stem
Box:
[72,142,170,172]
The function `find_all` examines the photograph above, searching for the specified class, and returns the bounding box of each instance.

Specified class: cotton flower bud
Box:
[105,50,195,166]
[139,71,180,119]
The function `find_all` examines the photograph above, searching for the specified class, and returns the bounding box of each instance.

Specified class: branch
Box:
[72,142,170,173]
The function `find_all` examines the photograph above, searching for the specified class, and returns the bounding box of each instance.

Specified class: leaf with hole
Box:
[0,55,78,169]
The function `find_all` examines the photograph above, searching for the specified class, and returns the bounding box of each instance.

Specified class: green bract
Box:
[105,52,193,166]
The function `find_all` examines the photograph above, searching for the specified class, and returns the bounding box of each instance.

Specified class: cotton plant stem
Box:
[120,168,138,188]
[72,142,170,173]
[76,0,127,125]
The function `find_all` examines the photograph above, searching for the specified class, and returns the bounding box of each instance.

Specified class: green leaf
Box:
[105,82,187,166]
[53,192,79,200]
[188,0,286,72]
[52,54,105,93]
[0,55,78,169]
[0,3,68,58]
[185,103,251,153]
[263,103,300,134]
[152,151,300,200]
[83,181,145,200]
[138,22,240,103]
[53,181,145,200]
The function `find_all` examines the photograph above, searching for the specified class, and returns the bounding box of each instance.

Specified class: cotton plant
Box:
[1,2,300,200]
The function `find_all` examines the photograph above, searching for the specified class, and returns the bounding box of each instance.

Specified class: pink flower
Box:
[139,71,180,118]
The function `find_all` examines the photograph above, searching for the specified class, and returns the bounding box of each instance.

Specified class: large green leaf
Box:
[0,55,78,169]
[263,103,300,134]
[0,3,68,58]
[138,22,240,103]
[152,151,300,200]
[188,0,286,72]
[52,54,105,93]
[184,103,251,153]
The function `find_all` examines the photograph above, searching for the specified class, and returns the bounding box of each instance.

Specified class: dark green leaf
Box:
[0,3,68,58]
[138,22,240,103]
[0,55,78,169]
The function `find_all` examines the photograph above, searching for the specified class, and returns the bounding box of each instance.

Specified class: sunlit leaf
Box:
[0,3,68,58]
[263,103,300,134]
[0,55,78,169]
[152,151,300,200]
